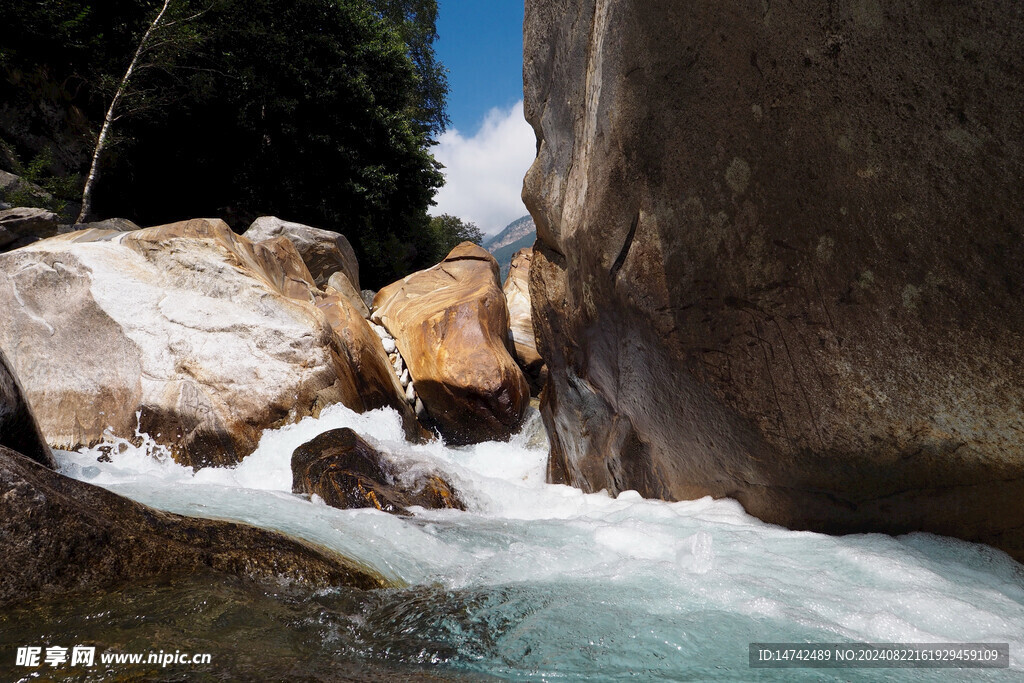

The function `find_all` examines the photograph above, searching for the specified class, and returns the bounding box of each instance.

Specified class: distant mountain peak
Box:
[484,215,536,281]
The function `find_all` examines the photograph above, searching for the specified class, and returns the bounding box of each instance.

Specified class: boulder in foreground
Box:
[524,0,1024,561]
[0,218,415,468]
[372,242,529,444]
[292,428,463,514]
[0,445,385,608]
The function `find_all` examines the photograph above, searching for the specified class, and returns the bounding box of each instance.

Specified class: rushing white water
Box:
[57,404,1024,680]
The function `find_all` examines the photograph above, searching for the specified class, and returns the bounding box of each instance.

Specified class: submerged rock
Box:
[372,242,529,445]
[0,218,415,468]
[244,215,360,290]
[524,1,1024,560]
[0,346,54,469]
[292,428,463,514]
[502,247,546,394]
[0,445,385,608]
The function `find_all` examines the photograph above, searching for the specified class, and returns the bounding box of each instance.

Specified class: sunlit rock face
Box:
[0,218,416,468]
[372,242,529,445]
[524,0,1024,560]
[243,215,361,291]
[292,427,464,514]
[0,346,53,468]
[503,247,545,394]
[0,444,385,607]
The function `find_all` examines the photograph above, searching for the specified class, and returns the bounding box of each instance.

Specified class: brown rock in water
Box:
[243,215,361,290]
[292,428,463,514]
[0,346,54,468]
[503,247,546,394]
[524,1,1024,561]
[0,445,385,607]
[314,293,425,442]
[372,242,530,444]
[0,218,415,468]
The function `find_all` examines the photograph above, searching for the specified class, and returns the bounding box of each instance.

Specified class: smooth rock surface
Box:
[524,0,1024,560]
[313,292,424,442]
[0,445,384,607]
[292,428,463,514]
[327,270,370,318]
[372,242,529,444]
[0,207,59,249]
[0,218,415,467]
[502,247,546,394]
[0,346,53,468]
[60,217,141,234]
[244,216,360,290]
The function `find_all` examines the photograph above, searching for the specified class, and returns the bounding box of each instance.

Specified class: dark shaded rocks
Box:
[503,247,546,394]
[0,346,54,468]
[244,215,360,290]
[372,242,529,445]
[292,428,463,514]
[0,207,59,250]
[0,445,385,608]
[524,0,1024,561]
[0,218,416,469]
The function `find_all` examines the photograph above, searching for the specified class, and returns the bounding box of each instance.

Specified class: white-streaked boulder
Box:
[0,218,416,468]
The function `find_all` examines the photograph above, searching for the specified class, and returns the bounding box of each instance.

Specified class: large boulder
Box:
[292,428,463,514]
[0,445,384,607]
[372,242,529,444]
[502,247,546,393]
[0,207,59,250]
[524,1,1024,561]
[0,346,53,468]
[244,216,360,290]
[0,218,416,468]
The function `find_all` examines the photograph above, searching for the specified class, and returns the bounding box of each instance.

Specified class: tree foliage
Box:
[427,213,484,262]
[0,0,450,287]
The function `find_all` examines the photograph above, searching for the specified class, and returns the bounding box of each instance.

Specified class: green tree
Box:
[0,0,450,287]
[368,0,449,135]
[428,213,483,262]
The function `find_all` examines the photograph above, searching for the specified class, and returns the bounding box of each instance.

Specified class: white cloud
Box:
[430,101,536,235]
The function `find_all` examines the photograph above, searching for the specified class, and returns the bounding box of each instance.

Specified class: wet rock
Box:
[502,247,546,394]
[0,346,53,469]
[243,216,360,290]
[0,445,385,607]
[525,0,1024,561]
[0,207,59,250]
[291,428,463,514]
[372,242,529,445]
[0,218,417,468]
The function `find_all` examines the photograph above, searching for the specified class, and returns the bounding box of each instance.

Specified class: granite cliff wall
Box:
[524,0,1024,559]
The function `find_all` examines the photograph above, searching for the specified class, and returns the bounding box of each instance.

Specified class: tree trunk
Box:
[77,0,174,224]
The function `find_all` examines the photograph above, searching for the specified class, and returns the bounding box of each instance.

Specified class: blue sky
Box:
[435,0,524,133]
[430,1,534,235]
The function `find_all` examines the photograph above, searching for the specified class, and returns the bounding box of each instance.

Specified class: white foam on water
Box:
[56,404,1024,678]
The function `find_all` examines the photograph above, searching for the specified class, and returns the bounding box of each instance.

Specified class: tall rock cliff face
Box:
[524,0,1024,560]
